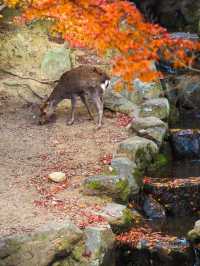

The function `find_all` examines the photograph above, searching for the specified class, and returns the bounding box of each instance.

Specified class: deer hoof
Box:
[67,120,74,125]
[96,124,102,130]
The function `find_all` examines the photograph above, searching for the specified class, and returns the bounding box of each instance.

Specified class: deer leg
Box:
[80,94,94,121]
[68,96,77,125]
[92,95,104,129]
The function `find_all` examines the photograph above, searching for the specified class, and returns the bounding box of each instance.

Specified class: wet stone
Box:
[143,195,166,219]
[170,129,200,159]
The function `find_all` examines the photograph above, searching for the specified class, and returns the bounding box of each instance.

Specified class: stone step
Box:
[143,177,200,216]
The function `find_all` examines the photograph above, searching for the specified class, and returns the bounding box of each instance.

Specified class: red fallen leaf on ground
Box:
[78,222,87,229]
[34,199,49,208]
[100,154,113,165]
[87,214,106,224]
[116,113,133,127]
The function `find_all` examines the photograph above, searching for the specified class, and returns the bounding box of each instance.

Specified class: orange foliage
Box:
[3,0,200,89]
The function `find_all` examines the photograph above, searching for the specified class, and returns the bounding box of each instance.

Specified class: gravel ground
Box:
[0,91,128,237]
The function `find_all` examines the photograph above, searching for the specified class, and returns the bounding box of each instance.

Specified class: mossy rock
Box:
[84,175,138,203]
[117,136,159,172]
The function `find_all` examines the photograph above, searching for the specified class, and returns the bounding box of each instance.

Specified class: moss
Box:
[149,153,169,172]
[133,168,143,187]
[5,239,22,254]
[56,238,70,252]
[122,208,133,225]
[154,153,168,167]
[115,179,130,202]
[71,243,86,262]
[86,180,103,190]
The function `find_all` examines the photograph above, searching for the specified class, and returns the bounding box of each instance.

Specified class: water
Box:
[148,216,199,238]
[159,159,200,179]
[171,110,200,130]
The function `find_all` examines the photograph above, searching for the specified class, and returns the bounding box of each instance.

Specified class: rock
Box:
[178,76,200,109]
[116,136,159,171]
[143,176,200,216]
[140,98,170,120]
[111,157,140,191]
[94,203,141,233]
[137,0,200,33]
[0,221,85,266]
[143,195,166,219]
[0,220,116,266]
[0,21,74,102]
[104,86,139,116]
[41,45,72,80]
[116,224,193,266]
[170,129,200,159]
[84,174,138,202]
[128,116,168,145]
[129,116,167,131]
[48,171,66,182]
[188,220,200,242]
[121,79,163,105]
[84,224,115,266]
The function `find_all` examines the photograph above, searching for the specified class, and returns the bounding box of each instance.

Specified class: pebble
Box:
[48,172,66,182]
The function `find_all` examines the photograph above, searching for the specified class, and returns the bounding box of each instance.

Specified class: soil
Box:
[0,91,128,237]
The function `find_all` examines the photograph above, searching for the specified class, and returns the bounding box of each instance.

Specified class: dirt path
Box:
[0,92,128,237]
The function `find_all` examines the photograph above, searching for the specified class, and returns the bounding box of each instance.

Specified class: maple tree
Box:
[2,0,200,89]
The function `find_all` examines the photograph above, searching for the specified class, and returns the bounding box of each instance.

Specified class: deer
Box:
[37,65,111,129]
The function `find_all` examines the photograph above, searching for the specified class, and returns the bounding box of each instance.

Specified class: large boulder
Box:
[140,98,170,120]
[111,157,140,190]
[128,116,168,146]
[41,45,72,80]
[121,79,163,105]
[116,136,159,171]
[84,225,115,266]
[104,87,139,116]
[0,221,85,266]
[84,174,139,202]
[0,220,116,266]
[136,0,200,33]
[178,75,200,109]
[0,21,73,101]
[170,129,200,159]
